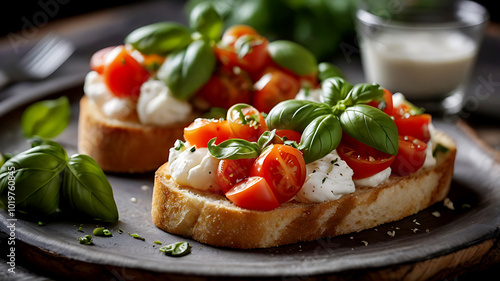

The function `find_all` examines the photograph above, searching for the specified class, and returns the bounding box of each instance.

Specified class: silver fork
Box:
[0,34,75,90]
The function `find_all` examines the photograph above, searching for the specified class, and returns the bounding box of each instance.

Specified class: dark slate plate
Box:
[1,85,499,281]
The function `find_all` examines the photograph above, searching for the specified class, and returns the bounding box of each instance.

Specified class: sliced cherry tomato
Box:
[391,135,427,176]
[252,67,301,113]
[183,118,234,148]
[89,46,116,74]
[251,144,306,203]
[225,176,280,211]
[215,25,270,75]
[366,88,394,115]
[227,104,268,142]
[337,134,396,180]
[195,66,253,109]
[275,130,302,143]
[216,158,255,194]
[394,114,432,143]
[102,46,150,98]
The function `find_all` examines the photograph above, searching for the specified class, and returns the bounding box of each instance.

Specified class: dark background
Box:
[2,0,498,37]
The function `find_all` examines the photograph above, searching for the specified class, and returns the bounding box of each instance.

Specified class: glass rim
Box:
[356,0,490,30]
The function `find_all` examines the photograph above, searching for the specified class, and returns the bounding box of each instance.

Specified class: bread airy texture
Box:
[78,96,194,173]
[151,131,456,249]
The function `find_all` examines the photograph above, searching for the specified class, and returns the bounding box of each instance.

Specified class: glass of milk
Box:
[356,0,489,114]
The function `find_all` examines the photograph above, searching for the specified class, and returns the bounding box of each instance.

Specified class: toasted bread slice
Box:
[151,131,456,249]
[78,96,194,173]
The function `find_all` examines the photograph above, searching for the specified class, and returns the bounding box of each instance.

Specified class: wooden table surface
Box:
[0,1,499,280]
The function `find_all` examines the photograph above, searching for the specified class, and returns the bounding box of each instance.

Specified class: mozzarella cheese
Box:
[354,167,392,187]
[168,145,220,192]
[295,150,355,203]
[137,80,192,126]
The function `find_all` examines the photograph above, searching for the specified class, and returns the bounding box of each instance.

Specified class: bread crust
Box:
[78,96,194,173]
[151,131,456,249]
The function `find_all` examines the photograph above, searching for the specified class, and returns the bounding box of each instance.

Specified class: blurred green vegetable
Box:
[189,2,223,40]
[21,96,70,139]
[185,0,357,61]
[125,22,193,55]
[267,40,317,76]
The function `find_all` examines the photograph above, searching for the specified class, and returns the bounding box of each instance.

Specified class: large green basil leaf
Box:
[21,96,70,139]
[340,104,398,155]
[125,22,193,55]
[189,2,223,41]
[298,114,342,164]
[158,39,216,100]
[266,100,332,132]
[267,40,318,76]
[61,154,118,222]
[321,77,352,106]
[318,62,344,82]
[0,144,68,215]
[207,138,260,160]
[347,83,384,105]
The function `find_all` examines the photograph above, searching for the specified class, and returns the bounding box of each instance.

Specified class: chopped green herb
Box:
[38,221,46,226]
[78,226,84,232]
[118,228,124,234]
[190,147,196,153]
[174,139,186,151]
[154,240,163,245]
[78,235,93,245]
[433,144,449,157]
[159,242,191,257]
[322,177,327,184]
[93,227,112,237]
[130,233,145,241]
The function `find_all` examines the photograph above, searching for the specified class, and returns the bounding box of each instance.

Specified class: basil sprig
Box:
[266,77,399,164]
[208,130,278,160]
[0,139,119,221]
[125,22,193,55]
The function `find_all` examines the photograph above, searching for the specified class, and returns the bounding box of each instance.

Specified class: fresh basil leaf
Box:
[257,130,276,150]
[267,40,318,76]
[207,138,260,160]
[266,100,332,133]
[298,114,342,164]
[348,83,384,105]
[318,62,344,82]
[61,154,119,222]
[30,136,61,148]
[0,143,68,216]
[158,39,216,100]
[340,104,398,155]
[321,77,353,106]
[21,96,70,139]
[124,22,193,55]
[159,241,191,257]
[189,2,223,41]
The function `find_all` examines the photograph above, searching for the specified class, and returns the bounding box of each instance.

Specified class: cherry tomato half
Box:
[337,134,396,180]
[394,113,432,143]
[183,118,234,148]
[252,67,301,113]
[251,144,306,203]
[215,25,270,75]
[216,158,255,194]
[195,66,253,109]
[366,88,394,116]
[227,103,268,142]
[102,46,150,98]
[225,176,280,211]
[391,135,427,176]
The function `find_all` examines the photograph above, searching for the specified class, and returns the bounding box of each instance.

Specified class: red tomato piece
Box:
[366,88,394,116]
[227,104,268,142]
[90,46,116,74]
[275,130,302,143]
[250,144,306,203]
[102,46,150,98]
[215,25,270,75]
[337,134,396,180]
[195,66,253,109]
[394,114,432,143]
[216,158,255,194]
[183,118,234,148]
[391,135,427,176]
[252,67,301,113]
[225,176,280,211]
